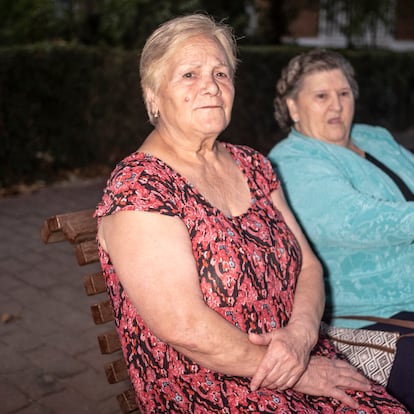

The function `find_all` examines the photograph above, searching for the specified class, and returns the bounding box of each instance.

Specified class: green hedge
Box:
[0,43,151,190]
[1,43,413,190]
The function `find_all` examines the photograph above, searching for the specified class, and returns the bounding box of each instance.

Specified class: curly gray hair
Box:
[274,48,359,131]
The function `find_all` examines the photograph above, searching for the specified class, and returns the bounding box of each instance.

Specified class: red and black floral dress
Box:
[95,143,407,414]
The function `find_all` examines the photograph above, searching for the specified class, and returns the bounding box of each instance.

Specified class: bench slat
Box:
[41,209,96,244]
[76,239,99,265]
[83,271,107,295]
[117,388,139,414]
[98,328,122,354]
[105,358,129,384]
[91,300,114,324]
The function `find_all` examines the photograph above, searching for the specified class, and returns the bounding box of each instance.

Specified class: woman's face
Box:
[153,35,234,140]
[287,69,355,146]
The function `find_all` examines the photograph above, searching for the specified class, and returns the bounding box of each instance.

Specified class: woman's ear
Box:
[286,97,298,123]
[145,87,158,117]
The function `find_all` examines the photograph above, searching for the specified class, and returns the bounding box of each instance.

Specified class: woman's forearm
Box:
[270,186,325,348]
[288,259,324,348]
[162,304,266,377]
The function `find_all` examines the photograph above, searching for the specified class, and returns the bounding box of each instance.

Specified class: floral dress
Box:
[95,143,407,414]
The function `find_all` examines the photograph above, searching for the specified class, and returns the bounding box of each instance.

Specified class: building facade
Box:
[283,0,414,51]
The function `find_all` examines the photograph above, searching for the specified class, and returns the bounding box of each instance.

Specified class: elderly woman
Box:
[268,48,414,411]
[95,17,407,413]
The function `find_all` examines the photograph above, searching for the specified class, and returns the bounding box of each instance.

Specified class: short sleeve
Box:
[95,153,184,220]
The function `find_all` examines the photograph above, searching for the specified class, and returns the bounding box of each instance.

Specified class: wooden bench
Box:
[40,209,139,413]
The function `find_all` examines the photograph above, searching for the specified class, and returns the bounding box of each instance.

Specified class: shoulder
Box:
[352,124,397,147]
[96,152,183,217]
[268,130,317,162]
[224,142,275,174]
[268,131,328,171]
[224,142,268,164]
[109,152,170,182]
[109,151,188,192]
[352,124,408,162]
[223,142,279,192]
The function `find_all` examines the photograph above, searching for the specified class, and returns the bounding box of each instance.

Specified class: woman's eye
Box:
[316,93,326,99]
[216,71,227,78]
[183,72,193,78]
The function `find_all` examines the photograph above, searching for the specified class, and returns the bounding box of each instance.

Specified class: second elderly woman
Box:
[95,17,408,413]
[268,48,414,411]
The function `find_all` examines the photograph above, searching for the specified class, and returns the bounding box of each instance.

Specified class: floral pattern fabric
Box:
[95,143,407,413]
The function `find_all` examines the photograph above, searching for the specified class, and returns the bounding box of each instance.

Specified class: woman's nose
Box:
[202,75,220,95]
[331,94,342,110]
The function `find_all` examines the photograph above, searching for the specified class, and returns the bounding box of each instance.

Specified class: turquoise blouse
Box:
[268,124,414,328]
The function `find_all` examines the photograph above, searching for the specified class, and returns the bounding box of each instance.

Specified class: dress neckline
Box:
[134,143,258,219]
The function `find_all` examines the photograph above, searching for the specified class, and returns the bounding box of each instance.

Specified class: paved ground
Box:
[0,177,128,414]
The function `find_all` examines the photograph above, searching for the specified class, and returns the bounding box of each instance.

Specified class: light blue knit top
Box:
[268,124,414,328]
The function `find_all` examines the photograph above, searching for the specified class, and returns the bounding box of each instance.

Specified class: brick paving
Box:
[0,177,127,414]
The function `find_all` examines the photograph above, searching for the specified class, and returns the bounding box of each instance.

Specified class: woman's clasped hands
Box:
[248,324,314,391]
[248,326,371,409]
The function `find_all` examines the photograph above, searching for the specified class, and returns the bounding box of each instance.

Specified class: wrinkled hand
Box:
[293,356,371,409]
[249,327,312,391]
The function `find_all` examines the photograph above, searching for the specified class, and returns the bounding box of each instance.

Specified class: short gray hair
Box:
[139,13,238,125]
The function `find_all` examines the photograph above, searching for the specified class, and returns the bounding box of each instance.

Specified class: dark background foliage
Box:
[1,43,413,190]
[1,0,413,192]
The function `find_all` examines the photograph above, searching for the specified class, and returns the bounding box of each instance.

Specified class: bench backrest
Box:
[41,209,139,413]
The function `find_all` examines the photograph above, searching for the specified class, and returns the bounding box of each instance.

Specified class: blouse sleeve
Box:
[95,155,182,220]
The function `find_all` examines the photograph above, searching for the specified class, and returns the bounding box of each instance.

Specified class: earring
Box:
[153,110,159,119]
